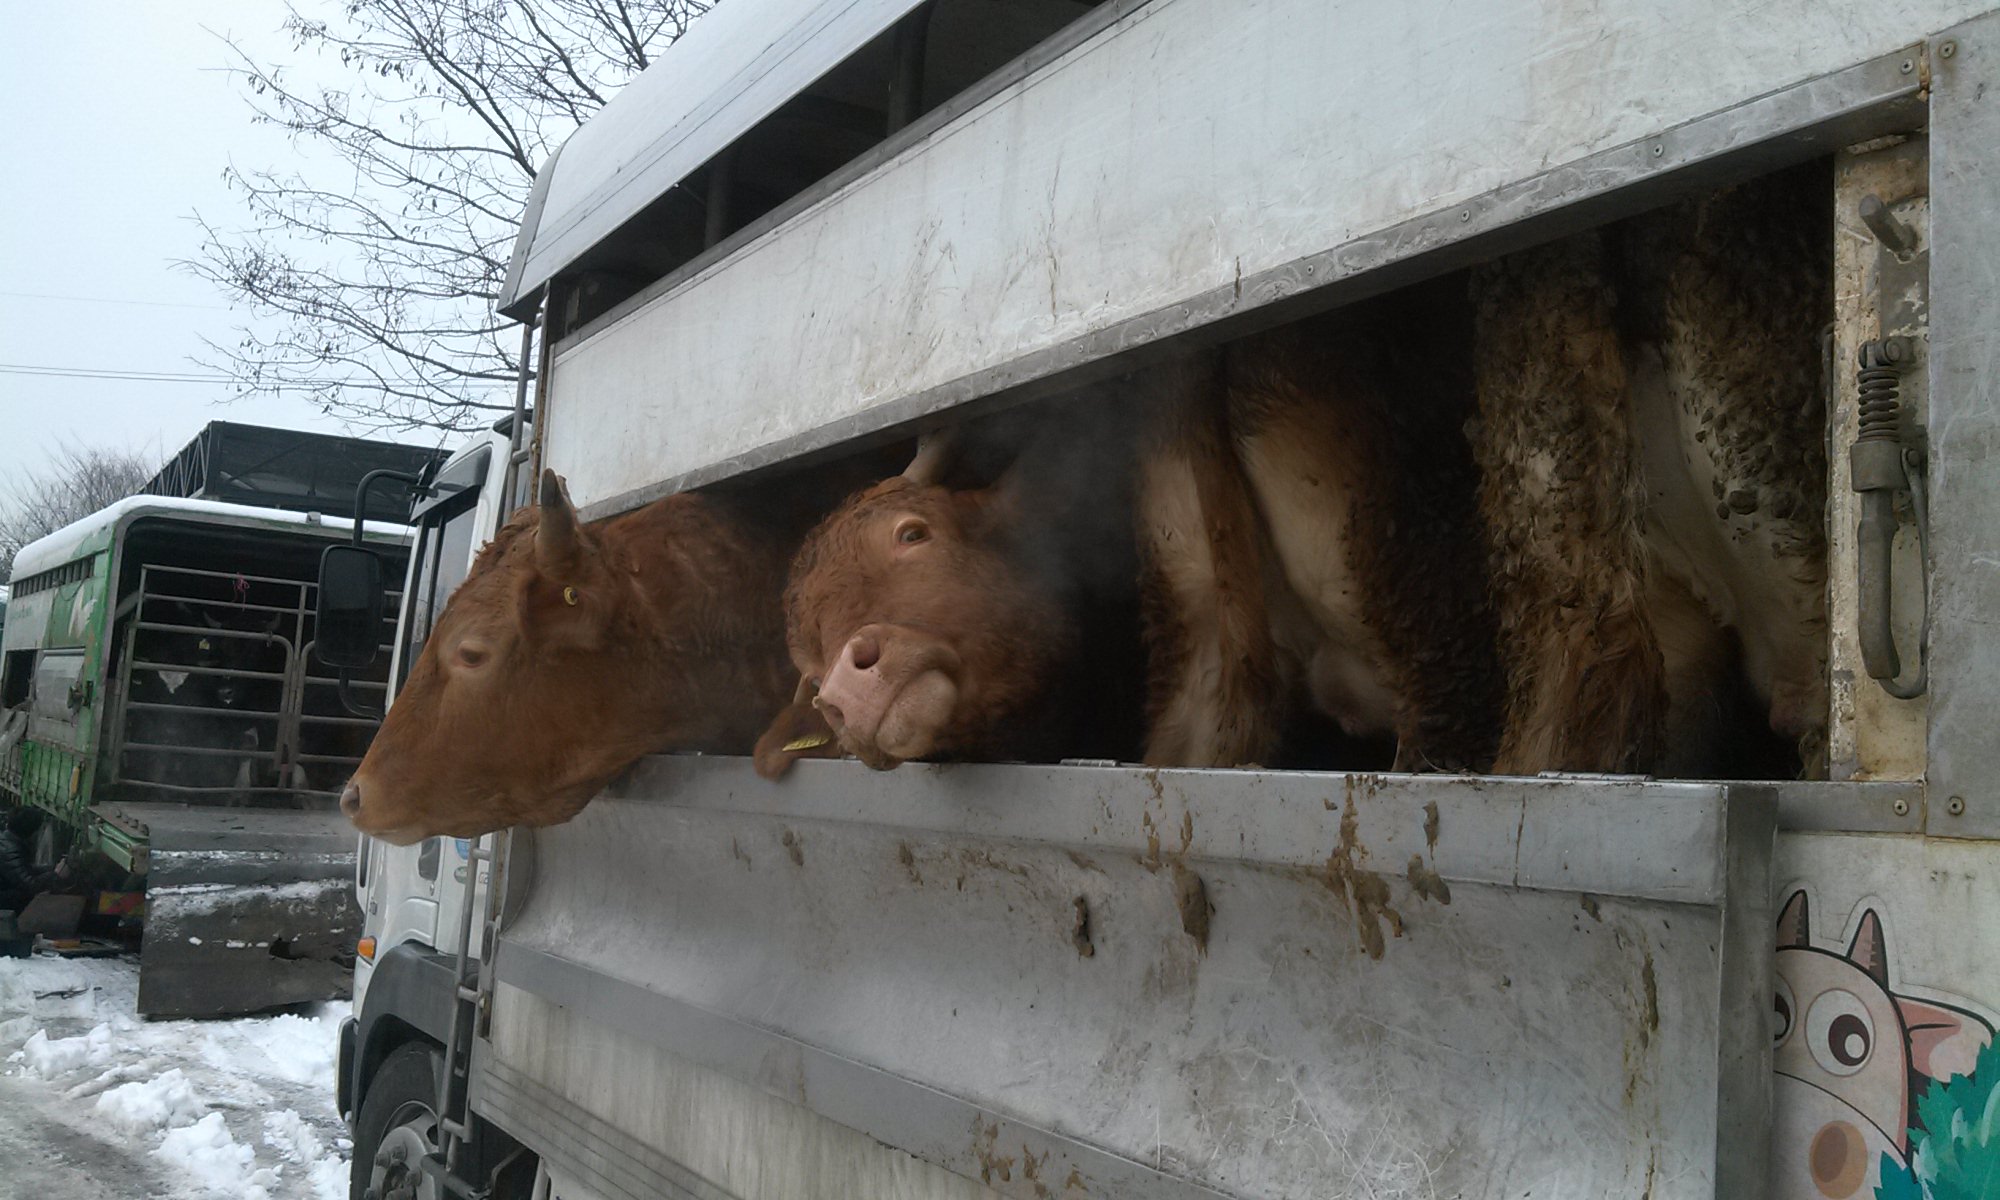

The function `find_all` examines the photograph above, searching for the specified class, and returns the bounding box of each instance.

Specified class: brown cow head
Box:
[758,435,1073,776]
[342,472,733,843]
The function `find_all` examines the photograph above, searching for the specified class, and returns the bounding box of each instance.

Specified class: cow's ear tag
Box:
[562,586,579,606]
[782,732,833,753]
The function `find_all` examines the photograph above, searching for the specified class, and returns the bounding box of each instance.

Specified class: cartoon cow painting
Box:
[1770,890,1995,1199]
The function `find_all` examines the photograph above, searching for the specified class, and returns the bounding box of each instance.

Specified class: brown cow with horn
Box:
[340,470,810,843]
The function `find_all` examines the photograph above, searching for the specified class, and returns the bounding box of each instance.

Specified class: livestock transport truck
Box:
[332,1,2000,1198]
[0,421,438,1016]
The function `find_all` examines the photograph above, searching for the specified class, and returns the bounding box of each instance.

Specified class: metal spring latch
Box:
[1851,335,1929,699]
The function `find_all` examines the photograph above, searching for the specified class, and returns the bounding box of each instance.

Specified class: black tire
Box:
[349,1040,443,1200]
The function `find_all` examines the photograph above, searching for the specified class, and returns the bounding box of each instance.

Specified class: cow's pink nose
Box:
[339,781,362,819]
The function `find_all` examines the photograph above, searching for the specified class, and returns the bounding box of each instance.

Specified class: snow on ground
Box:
[0,952,350,1200]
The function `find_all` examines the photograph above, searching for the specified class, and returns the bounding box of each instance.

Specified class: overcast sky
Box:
[0,2,446,483]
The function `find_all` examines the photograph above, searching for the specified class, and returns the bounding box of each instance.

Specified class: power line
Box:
[0,289,230,312]
[0,361,473,390]
[0,363,230,384]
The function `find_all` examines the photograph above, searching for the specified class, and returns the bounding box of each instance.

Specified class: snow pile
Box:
[156,1111,283,1199]
[95,1065,207,1135]
[14,1022,116,1077]
[1,952,352,1198]
[202,1008,345,1088]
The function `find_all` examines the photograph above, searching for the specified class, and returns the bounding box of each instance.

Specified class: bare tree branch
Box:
[1,445,158,580]
[187,0,713,432]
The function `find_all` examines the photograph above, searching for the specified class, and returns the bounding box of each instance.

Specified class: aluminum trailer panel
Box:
[541,0,1992,517]
[106,803,360,1018]
[477,760,1774,1199]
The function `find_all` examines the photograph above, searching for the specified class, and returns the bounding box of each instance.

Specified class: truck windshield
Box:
[398,494,481,688]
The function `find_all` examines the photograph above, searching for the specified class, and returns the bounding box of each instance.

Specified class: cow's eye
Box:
[455,642,490,670]
[895,519,929,546]
[1772,976,1795,1048]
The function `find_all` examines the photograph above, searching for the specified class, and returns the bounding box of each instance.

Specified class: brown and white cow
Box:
[1138,277,1504,771]
[764,169,1831,782]
[755,402,1147,777]
[340,470,804,843]
[1474,163,1830,775]
[765,279,1503,777]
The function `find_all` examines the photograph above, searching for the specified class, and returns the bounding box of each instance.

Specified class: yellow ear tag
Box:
[562,586,579,606]
[782,732,833,753]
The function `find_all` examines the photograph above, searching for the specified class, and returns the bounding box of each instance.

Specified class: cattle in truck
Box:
[1473,162,1831,779]
[338,466,882,843]
[774,170,1832,781]
[120,598,291,805]
[756,398,1148,778]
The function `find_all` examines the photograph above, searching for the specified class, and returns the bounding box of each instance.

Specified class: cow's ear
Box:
[1899,996,1996,1083]
[536,469,581,575]
[1776,890,1811,948]
[1847,909,1890,987]
[753,677,843,779]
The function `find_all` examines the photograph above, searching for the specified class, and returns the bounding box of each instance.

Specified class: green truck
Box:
[0,422,441,1016]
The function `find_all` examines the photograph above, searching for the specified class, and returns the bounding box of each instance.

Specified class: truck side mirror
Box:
[316,545,385,669]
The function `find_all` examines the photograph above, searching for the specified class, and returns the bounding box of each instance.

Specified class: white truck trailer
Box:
[334,1,2000,1197]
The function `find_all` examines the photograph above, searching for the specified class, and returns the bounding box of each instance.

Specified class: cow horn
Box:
[1847,909,1890,987]
[536,469,580,573]
[1775,890,1810,949]
[901,429,963,486]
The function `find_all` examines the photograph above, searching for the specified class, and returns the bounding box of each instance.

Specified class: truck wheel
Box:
[350,1040,443,1200]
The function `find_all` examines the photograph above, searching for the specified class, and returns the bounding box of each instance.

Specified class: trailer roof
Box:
[9,496,411,586]
[142,421,448,522]
[496,0,926,320]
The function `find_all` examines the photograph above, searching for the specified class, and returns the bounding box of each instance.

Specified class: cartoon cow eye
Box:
[1772,976,1796,1047]
[1805,988,1874,1077]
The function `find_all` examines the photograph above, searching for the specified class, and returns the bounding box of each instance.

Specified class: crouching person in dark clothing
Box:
[0,806,69,914]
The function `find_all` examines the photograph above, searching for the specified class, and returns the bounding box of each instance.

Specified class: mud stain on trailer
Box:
[1407,799,1451,905]
[897,840,923,885]
[1171,863,1211,954]
[971,1117,1016,1185]
[1018,1141,1055,1198]
[780,828,804,867]
[1071,896,1095,957]
[1065,850,1103,873]
[1320,792,1403,959]
[956,847,1031,881]
[1405,854,1451,905]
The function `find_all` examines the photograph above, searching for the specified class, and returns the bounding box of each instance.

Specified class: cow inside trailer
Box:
[340,3,2000,1199]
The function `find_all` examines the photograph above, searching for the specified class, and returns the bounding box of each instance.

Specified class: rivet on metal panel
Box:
[1947,795,1966,816]
[1892,797,1909,816]
[1900,58,1916,74]
[1938,40,1957,59]
[1651,143,1665,158]
[1459,209,1471,222]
